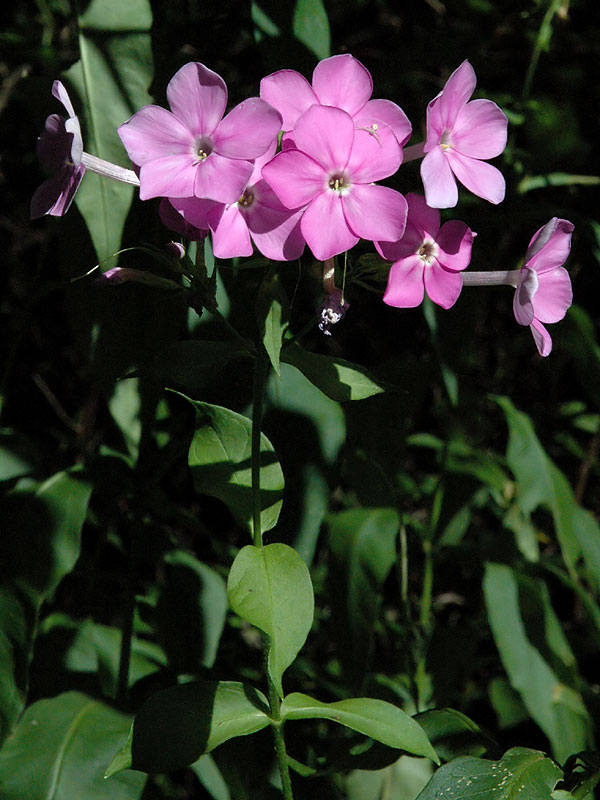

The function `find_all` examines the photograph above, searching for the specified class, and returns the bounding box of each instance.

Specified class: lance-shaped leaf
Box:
[415,746,561,800]
[293,0,331,60]
[187,401,284,535]
[106,681,270,775]
[414,708,498,761]
[256,272,289,376]
[0,692,145,800]
[227,544,314,697]
[281,693,438,762]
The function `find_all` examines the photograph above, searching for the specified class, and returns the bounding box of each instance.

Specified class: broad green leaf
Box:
[327,508,399,689]
[107,681,270,775]
[187,401,284,535]
[152,340,252,396]
[281,693,438,762]
[414,708,497,760]
[256,273,289,376]
[108,377,142,460]
[0,692,145,799]
[293,0,331,60]
[227,544,314,697]
[0,429,39,481]
[488,677,529,730]
[483,563,591,761]
[282,343,387,402]
[66,0,153,265]
[157,550,228,671]
[190,754,231,800]
[415,747,561,800]
[347,755,433,800]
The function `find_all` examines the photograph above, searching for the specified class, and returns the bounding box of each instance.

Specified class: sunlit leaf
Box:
[293,0,331,60]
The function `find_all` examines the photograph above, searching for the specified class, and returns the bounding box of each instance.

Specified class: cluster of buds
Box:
[32,55,574,355]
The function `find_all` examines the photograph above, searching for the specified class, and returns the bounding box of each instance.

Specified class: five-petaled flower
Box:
[421,60,508,208]
[262,104,408,261]
[31,81,86,219]
[513,217,574,356]
[118,62,282,204]
[377,193,475,309]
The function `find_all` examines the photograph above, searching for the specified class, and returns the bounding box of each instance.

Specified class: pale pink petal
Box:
[437,61,476,130]
[246,201,305,261]
[345,125,402,183]
[526,218,574,272]
[452,99,508,159]
[301,192,358,261]
[446,150,505,204]
[375,222,424,262]
[342,184,407,243]
[513,268,538,325]
[312,54,373,117]
[530,318,553,356]
[425,262,463,308]
[211,204,253,258]
[169,196,221,230]
[262,149,324,209]
[383,256,425,308]
[138,155,198,200]
[118,106,193,167]
[166,62,227,136]
[293,105,355,172]
[436,220,474,271]
[405,193,441,238]
[193,153,254,203]
[52,80,76,119]
[421,147,458,208]
[260,70,318,130]
[533,267,573,323]
[356,99,412,147]
[213,98,282,159]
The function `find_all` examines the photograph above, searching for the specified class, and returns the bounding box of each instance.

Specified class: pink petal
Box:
[138,155,198,200]
[294,105,355,172]
[246,201,305,261]
[513,268,538,325]
[30,163,85,218]
[533,267,573,323]
[260,70,318,130]
[248,141,278,185]
[452,99,508,159]
[211,204,253,258]
[118,106,193,167]
[420,147,458,208]
[262,149,324,209]
[160,197,211,239]
[436,220,474,271]
[169,196,221,230]
[342,184,407,243]
[52,80,76,119]
[436,60,477,130]
[193,153,254,203]
[213,98,282,159]
[424,262,463,308]
[525,218,574,272]
[446,150,505,204]
[529,318,553,357]
[383,255,425,308]
[166,62,227,136]
[312,54,373,117]
[301,191,358,261]
[37,114,72,172]
[405,193,441,238]
[375,222,424,262]
[345,125,402,183]
[356,99,412,147]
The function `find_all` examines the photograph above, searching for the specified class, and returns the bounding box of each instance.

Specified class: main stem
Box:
[268,675,294,800]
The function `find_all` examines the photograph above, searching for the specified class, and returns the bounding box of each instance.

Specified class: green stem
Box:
[268,674,294,799]
[252,346,269,547]
[398,521,410,622]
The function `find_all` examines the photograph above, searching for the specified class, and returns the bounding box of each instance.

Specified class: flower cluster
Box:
[32,56,575,355]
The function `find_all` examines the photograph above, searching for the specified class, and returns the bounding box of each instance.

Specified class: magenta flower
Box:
[31,81,86,219]
[513,217,574,356]
[421,61,508,208]
[118,62,282,204]
[262,105,407,261]
[260,53,412,149]
[377,193,474,309]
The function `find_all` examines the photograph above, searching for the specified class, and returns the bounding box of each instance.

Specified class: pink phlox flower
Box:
[166,144,306,261]
[513,217,574,356]
[31,81,86,219]
[377,193,475,309]
[159,197,208,241]
[262,104,408,261]
[421,60,508,208]
[260,54,412,153]
[118,62,282,204]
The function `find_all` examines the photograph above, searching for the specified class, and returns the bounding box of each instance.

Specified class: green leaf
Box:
[107,681,270,775]
[415,747,561,800]
[0,692,145,799]
[0,429,39,481]
[256,273,289,376]
[282,343,387,401]
[187,400,284,535]
[293,0,331,60]
[66,0,153,265]
[327,508,399,689]
[190,754,231,800]
[483,563,591,761]
[227,544,314,697]
[281,693,438,762]
[415,708,497,761]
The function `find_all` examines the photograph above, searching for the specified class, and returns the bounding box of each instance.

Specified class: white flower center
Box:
[238,188,255,208]
[440,130,453,151]
[328,172,351,196]
[418,238,439,265]
[193,137,213,163]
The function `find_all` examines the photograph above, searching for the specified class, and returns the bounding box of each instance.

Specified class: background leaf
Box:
[292,0,331,60]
